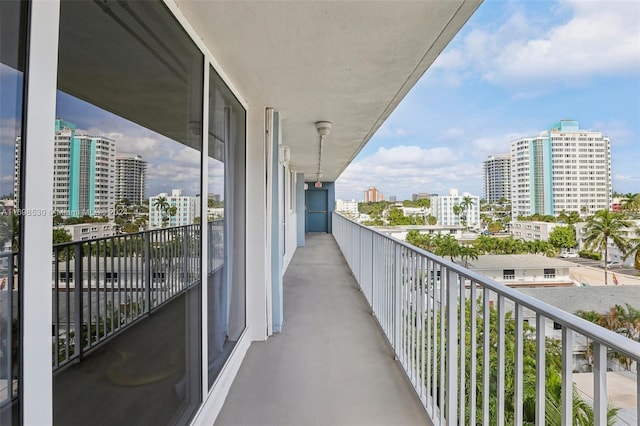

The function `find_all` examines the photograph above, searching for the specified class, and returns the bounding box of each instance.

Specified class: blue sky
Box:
[1,1,638,202]
[335,0,640,201]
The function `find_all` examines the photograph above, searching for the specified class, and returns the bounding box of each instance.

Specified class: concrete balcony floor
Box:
[215,233,429,426]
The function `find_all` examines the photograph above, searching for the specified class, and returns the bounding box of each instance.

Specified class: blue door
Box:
[306,190,328,232]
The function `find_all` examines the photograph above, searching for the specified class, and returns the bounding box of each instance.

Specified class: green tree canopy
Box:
[548,225,577,249]
[53,228,72,245]
[358,201,389,217]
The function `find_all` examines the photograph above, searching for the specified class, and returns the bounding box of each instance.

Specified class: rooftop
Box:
[465,254,575,270]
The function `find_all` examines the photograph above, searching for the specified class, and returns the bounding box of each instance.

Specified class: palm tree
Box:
[434,234,460,261]
[458,244,479,267]
[452,204,463,227]
[583,210,631,285]
[623,236,640,270]
[460,195,475,230]
[153,196,169,227]
[620,193,640,214]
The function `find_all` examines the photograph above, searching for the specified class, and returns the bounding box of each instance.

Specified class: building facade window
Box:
[503,269,515,280]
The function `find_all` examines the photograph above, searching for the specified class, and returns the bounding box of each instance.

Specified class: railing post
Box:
[593,342,607,426]
[183,227,189,288]
[561,327,573,426]
[393,243,402,355]
[446,268,458,424]
[144,231,151,313]
[536,314,546,426]
[74,243,83,360]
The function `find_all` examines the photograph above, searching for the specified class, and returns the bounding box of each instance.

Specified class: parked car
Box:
[559,252,579,258]
[600,260,622,268]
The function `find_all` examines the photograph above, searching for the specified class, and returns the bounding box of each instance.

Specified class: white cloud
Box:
[336,145,483,200]
[377,123,411,138]
[434,1,640,89]
[614,174,639,183]
[0,118,20,146]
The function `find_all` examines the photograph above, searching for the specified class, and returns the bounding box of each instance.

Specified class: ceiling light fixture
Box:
[314,121,332,184]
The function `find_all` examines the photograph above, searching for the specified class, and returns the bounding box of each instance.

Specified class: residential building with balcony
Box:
[53,119,116,218]
[511,120,612,218]
[483,154,511,203]
[3,2,638,426]
[115,154,147,205]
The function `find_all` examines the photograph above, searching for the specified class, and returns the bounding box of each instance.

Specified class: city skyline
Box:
[335,0,639,201]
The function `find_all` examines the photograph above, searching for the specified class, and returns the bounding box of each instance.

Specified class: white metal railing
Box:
[332,212,640,425]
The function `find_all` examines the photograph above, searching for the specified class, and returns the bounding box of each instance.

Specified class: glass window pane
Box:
[207,67,246,387]
[0,1,27,424]
[53,2,203,424]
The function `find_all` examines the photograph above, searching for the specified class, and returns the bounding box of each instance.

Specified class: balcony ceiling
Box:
[176,0,481,182]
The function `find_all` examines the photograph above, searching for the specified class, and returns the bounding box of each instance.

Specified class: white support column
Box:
[246,107,268,341]
[22,1,60,424]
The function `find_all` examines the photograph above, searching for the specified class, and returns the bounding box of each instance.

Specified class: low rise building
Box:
[335,199,359,217]
[510,220,561,241]
[60,223,116,242]
[464,254,575,287]
[373,225,464,241]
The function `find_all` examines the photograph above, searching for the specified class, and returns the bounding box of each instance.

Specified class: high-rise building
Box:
[431,188,480,228]
[53,119,116,218]
[115,154,147,205]
[483,154,511,203]
[364,187,384,202]
[510,120,611,218]
[149,189,199,228]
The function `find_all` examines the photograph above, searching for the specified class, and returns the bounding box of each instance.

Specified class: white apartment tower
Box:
[149,189,199,228]
[431,189,480,228]
[511,120,611,218]
[483,154,511,203]
[115,154,147,205]
[53,119,116,218]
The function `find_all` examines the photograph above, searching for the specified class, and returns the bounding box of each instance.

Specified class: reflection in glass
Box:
[53,2,202,424]
[0,1,27,424]
[208,68,246,387]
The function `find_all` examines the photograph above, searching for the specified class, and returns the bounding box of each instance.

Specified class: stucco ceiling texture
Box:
[177,1,481,181]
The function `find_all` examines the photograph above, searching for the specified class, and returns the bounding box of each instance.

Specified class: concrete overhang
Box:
[176,0,482,181]
[44,1,480,182]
